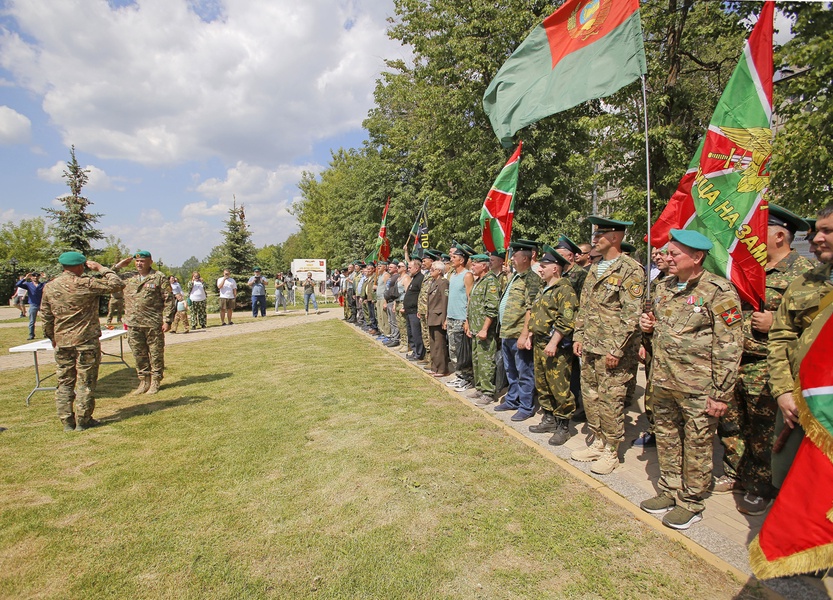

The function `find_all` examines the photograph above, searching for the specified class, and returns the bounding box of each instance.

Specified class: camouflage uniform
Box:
[649,271,743,512]
[574,255,644,446]
[498,269,542,414]
[530,277,577,419]
[467,271,500,395]
[418,271,432,358]
[563,263,588,415]
[106,289,124,325]
[563,264,587,302]
[40,268,124,427]
[640,273,669,433]
[768,261,833,487]
[719,250,813,497]
[123,269,176,380]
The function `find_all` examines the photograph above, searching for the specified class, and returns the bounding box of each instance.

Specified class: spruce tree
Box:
[220,200,257,275]
[44,146,104,255]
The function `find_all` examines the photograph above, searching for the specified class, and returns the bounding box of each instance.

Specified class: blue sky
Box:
[0,0,406,266]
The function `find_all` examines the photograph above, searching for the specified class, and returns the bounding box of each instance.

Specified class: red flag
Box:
[367,197,391,262]
[481,142,522,252]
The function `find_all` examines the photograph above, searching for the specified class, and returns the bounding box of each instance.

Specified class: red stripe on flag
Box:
[748,1,774,108]
[544,0,640,69]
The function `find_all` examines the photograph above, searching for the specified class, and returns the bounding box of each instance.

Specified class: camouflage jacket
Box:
[768,262,833,398]
[418,270,432,315]
[563,264,588,302]
[122,269,176,328]
[467,271,500,334]
[648,270,743,399]
[574,254,644,358]
[530,277,577,344]
[742,249,813,359]
[41,269,124,347]
[498,268,542,339]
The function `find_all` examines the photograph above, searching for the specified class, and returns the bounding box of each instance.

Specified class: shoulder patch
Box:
[627,281,644,299]
[720,306,743,327]
[564,307,575,320]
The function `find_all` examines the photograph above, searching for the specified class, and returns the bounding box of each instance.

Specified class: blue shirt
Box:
[16,279,46,307]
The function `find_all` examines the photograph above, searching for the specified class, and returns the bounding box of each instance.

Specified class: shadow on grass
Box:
[103,395,211,423]
[161,372,233,390]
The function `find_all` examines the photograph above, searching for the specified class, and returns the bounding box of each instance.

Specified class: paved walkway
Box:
[3,304,828,598]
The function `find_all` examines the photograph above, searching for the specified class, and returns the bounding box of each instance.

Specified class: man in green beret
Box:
[528,246,578,445]
[555,235,589,421]
[465,254,500,404]
[114,251,176,395]
[715,204,813,514]
[40,252,125,431]
[571,217,644,475]
[639,229,743,530]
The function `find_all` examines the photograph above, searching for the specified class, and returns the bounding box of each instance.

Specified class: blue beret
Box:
[669,229,713,251]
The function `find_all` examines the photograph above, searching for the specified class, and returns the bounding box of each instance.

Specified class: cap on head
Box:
[768,203,810,234]
[669,229,713,251]
[134,250,152,259]
[555,235,581,254]
[254,267,262,272]
[469,253,491,263]
[490,250,506,260]
[58,251,86,266]
[452,243,474,258]
[538,244,569,267]
[586,216,633,231]
[509,239,538,251]
[621,242,637,254]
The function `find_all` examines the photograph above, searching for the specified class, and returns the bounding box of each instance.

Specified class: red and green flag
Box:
[366,197,391,263]
[483,0,647,147]
[649,1,774,308]
[481,142,522,252]
[749,300,833,579]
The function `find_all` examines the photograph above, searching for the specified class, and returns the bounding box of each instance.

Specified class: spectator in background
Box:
[187,271,207,329]
[286,273,296,305]
[169,276,183,297]
[217,269,237,325]
[16,272,47,340]
[274,272,288,313]
[248,268,268,317]
[171,294,190,334]
[303,271,320,315]
[11,285,27,317]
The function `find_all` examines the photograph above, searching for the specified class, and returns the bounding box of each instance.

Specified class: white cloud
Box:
[36,159,129,192]
[0,105,31,144]
[0,0,406,167]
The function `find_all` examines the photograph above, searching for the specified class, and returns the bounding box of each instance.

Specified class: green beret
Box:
[556,235,581,255]
[768,203,809,234]
[621,242,637,254]
[587,216,633,230]
[509,239,538,251]
[538,244,569,267]
[669,229,713,251]
[134,250,152,259]
[58,251,86,266]
[469,253,491,263]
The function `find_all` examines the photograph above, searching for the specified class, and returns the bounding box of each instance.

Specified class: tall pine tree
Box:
[220,200,257,275]
[44,146,104,255]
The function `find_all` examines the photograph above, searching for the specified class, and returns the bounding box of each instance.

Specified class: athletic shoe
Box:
[737,493,772,516]
[640,494,676,514]
[662,506,702,530]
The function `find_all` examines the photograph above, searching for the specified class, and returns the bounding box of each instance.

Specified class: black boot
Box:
[548,418,571,446]
[529,411,557,433]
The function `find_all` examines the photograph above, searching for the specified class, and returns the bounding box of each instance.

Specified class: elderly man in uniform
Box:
[115,250,176,395]
[494,240,542,421]
[465,254,500,405]
[714,204,814,514]
[768,202,833,491]
[528,245,578,445]
[571,217,644,475]
[40,252,124,431]
[416,250,439,365]
[639,230,743,529]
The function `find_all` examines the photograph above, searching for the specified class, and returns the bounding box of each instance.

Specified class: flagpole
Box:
[641,74,653,306]
[406,198,428,253]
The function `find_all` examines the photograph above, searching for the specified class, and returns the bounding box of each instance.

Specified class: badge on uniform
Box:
[147,283,156,289]
[627,281,643,299]
[721,306,742,326]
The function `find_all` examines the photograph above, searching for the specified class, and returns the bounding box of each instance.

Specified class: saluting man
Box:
[639,229,743,530]
[40,252,124,431]
[115,250,176,395]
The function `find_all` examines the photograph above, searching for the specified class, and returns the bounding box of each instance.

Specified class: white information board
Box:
[290,259,327,282]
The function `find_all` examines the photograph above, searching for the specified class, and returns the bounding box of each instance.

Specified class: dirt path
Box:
[0,307,341,372]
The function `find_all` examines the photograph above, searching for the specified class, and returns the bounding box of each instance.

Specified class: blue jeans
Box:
[28,305,39,338]
[304,293,318,312]
[251,295,266,317]
[502,337,535,415]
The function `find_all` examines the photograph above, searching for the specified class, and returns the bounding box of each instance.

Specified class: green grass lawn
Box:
[0,321,763,599]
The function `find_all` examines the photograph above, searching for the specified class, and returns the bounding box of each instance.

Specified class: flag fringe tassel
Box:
[749,535,833,580]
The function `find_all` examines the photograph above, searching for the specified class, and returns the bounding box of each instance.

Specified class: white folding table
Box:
[9,329,129,405]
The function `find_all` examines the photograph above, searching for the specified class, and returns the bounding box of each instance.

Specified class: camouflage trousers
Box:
[735,376,778,499]
[581,350,638,445]
[717,392,745,481]
[377,299,390,335]
[396,307,408,348]
[533,340,574,419]
[106,298,123,324]
[55,339,102,424]
[471,332,497,395]
[128,326,166,379]
[447,318,472,381]
[189,300,207,329]
[653,386,718,513]
[172,311,189,333]
[643,345,655,432]
[419,314,430,358]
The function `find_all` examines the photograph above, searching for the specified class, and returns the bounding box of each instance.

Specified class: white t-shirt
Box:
[217,277,237,299]
[189,280,207,302]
